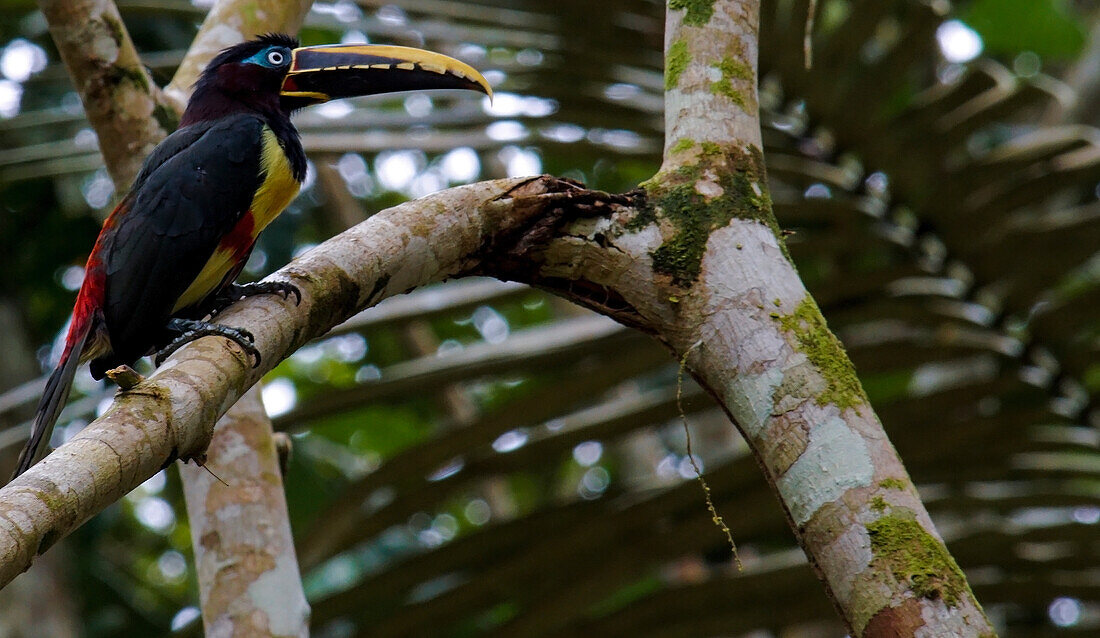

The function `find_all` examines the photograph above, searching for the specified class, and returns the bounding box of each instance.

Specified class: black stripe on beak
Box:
[281,44,492,106]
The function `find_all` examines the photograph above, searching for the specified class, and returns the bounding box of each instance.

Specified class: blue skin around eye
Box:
[244,47,288,68]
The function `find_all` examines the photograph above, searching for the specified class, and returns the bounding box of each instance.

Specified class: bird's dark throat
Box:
[180,85,306,183]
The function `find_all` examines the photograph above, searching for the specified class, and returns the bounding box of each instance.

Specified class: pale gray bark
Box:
[181,389,309,638]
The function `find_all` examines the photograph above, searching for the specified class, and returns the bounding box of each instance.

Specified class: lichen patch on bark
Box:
[725,366,783,439]
[775,414,874,525]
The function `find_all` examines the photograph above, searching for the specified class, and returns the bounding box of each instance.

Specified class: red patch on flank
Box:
[76,197,128,311]
[69,264,104,349]
[220,210,256,261]
[99,196,128,231]
[66,197,121,357]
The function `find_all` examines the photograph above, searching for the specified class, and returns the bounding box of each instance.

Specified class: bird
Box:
[13,33,491,478]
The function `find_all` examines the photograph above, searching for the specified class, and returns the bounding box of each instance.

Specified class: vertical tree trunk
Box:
[181,389,309,637]
[478,1,998,635]
[166,1,316,633]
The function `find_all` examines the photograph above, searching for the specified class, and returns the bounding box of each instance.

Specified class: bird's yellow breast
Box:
[173,126,301,312]
[251,126,302,230]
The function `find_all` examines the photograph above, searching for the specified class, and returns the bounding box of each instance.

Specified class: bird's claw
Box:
[231,280,301,306]
[206,281,301,317]
[155,318,261,368]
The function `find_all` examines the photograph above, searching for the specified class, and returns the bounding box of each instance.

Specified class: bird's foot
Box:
[155,318,260,367]
[210,280,301,315]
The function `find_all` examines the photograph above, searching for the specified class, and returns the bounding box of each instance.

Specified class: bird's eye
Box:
[266,50,286,65]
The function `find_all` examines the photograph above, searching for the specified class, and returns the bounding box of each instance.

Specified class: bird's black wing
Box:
[100,114,265,363]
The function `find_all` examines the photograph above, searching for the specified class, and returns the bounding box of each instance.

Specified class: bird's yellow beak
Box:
[280,44,492,107]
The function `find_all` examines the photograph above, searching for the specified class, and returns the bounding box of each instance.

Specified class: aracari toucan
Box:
[14,34,491,478]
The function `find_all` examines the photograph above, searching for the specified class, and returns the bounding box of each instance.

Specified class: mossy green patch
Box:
[669,0,715,26]
[152,101,180,132]
[634,146,781,287]
[777,297,867,409]
[102,14,126,48]
[33,489,67,514]
[867,512,970,607]
[670,138,696,153]
[716,55,752,81]
[870,495,888,513]
[241,1,261,24]
[700,141,722,156]
[106,65,150,93]
[665,39,691,91]
[879,477,907,490]
[710,56,754,112]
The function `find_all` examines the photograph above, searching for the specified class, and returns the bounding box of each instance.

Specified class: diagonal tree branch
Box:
[0,175,587,588]
[37,0,175,189]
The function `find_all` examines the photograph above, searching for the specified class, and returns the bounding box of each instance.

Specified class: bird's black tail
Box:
[12,326,90,479]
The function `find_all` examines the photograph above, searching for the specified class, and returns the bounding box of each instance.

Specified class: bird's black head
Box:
[182,34,298,125]
[180,33,492,127]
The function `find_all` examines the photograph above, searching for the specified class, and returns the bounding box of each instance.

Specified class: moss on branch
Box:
[776,297,868,410]
[632,145,782,287]
[710,55,755,112]
[665,39,692,90]
[669,138,696,153]
[669,0,715,26]
[867,511,970,607]
[879,477,907,490]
